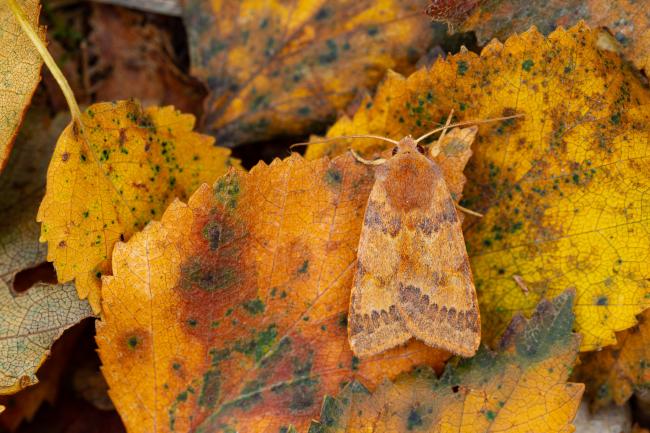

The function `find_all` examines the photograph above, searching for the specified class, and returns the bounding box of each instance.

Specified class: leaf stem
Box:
[7,0,82,123]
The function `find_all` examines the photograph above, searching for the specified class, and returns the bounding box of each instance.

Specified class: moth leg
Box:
[454,203,483,218]
[429,109,455,158]
[513,275,530,294]
[350,149,386,166]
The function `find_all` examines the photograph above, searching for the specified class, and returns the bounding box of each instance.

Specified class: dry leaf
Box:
[0,283,92,394]
[425,0,479,29]
[0,323,85,431]
[0,0,45,172]
[310,291,584,433]
[88,4,205,116]
[182,0,447,146]
[572,400,632,433]
[0,104,92,396]
[575,308,650,410]
[461,0,650,72]
[305,23,650,351]
[96,153,450,433]
[0,107,64,287]
[37,100,239,312]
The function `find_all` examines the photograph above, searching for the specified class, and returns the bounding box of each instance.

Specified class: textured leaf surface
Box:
[96,153,449,433]
[37,100,239,312]
[0,283,92,394]
[461,0,650,72]
[182,0,446,146]
[310,291,583,433]
[306,24,650,351]
[0,321,84,431]
[0,108,68,288]
[575,308,650,410]
[0,0,45,172]
[0,107,92,396]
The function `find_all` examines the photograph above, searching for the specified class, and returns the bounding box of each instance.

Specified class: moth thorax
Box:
[398,136,417,148]
[395,136,425,156]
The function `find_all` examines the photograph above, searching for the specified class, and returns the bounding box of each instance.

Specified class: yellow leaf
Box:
[575,308,650,410]
[306,23,650,351]
[182,0,447,145]
[0,0,44,172]
[310,291,584,433]
[96,153,449,433]
[37,100,239,312]
[461,0,650,72]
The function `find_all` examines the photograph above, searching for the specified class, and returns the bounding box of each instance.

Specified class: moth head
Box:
[393,136,426,156]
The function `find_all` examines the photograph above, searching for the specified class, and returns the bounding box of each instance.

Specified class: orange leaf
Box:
[96,153,449,433]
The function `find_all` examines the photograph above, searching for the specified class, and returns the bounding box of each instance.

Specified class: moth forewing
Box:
[348,135,481,358]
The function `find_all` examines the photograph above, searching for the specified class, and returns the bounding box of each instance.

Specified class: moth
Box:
[346,119,488,358]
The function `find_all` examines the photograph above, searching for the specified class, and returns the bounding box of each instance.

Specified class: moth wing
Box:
[395,159,480,357]
[348,176,410,358]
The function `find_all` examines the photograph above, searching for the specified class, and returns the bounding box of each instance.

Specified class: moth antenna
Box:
[350,149,387,166]
[414,113,524,144]
[291,134,399,150]
[430,109,455,158]
[454,203,483,218]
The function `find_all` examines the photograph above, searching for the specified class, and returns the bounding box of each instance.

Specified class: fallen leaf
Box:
[572,400,632,433]
[96,153,449,433]
[37,100,239,312]
[0,322,85,432]
[0,283,93,394]
[575,308,650,410]
[0,104,92,396]
[0,106,61,288]
[182,0,447,146]
[91,0,182,16]
[460,0,650,72]
[425,0,479,29]
[0,0,45,172]
[309,290,584,433]
[634,424,650,433]
[305,23,650,351]
[87,4,206,117]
